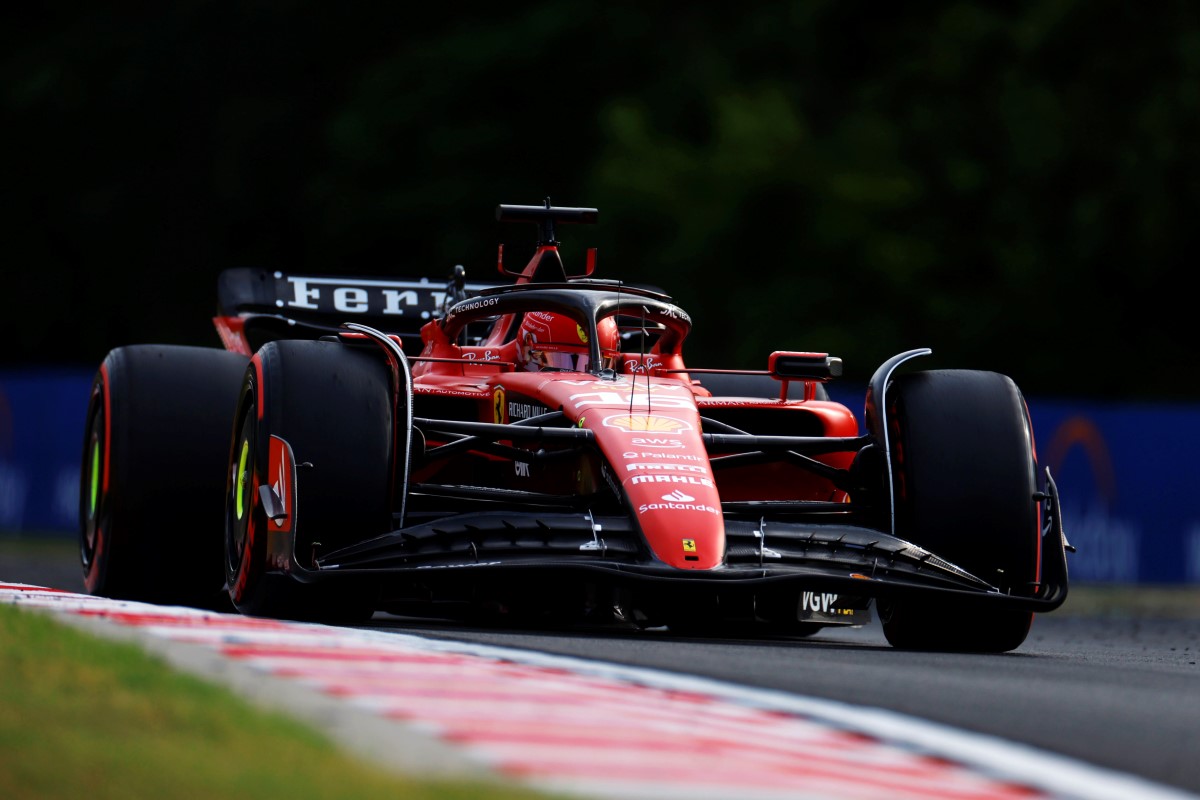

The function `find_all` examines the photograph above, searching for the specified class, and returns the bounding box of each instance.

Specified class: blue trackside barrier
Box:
[0,369,94,537]
[4,370,1198,584]
[1027,398,1200,585]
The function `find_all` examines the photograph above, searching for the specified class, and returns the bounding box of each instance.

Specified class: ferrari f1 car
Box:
[80,200,1072,652]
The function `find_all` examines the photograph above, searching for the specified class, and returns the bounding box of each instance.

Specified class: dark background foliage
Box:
[4,2,1197,399]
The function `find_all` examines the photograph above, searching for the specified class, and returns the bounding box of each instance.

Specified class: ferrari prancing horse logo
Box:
[682,539,696,552]
[493,386,506,424]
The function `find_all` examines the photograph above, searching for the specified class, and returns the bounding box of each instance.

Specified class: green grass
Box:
[0,603,547,800]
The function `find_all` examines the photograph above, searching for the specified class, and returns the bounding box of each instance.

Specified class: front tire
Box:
[225,339,397,622]
[80,345,248,607]
[879,370,1040,652]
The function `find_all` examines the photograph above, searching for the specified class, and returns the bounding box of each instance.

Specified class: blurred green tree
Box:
[3,2,1196,399]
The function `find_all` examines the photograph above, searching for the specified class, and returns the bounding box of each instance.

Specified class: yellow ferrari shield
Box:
[493,386,506,424]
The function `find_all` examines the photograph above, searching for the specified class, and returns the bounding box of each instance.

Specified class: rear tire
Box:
[80,345,247,608]
[225,339,397,623]
[879,370,1039,652]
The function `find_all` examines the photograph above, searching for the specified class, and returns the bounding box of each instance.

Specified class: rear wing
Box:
[214,267,501,355]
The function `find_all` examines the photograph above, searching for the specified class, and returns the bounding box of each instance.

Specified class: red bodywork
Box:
[400,242,858,571]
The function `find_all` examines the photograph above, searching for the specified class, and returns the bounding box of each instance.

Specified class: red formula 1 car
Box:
[79,200,1071,651]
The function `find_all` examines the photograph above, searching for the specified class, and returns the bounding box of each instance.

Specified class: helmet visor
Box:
[528,348,588,371]
[526,348,617,373]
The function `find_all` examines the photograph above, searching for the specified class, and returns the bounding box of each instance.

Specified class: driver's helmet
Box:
[517,311,619,372]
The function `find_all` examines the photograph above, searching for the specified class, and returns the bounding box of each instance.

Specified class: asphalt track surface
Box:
[5,543,1199,798]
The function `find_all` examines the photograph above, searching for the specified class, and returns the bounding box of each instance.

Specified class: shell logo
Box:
[602,414,692,433]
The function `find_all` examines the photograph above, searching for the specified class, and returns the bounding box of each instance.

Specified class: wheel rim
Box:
[225,376,271,614]
[227,407,255,576]
[87,440,100,520]
[234,438,250,525]
[80,386,105,571]
[82,435,101,557]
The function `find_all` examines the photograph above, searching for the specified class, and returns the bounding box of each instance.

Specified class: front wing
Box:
[309,482,1070,615]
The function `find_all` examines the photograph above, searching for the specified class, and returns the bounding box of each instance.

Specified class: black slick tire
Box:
[879,369,1040,653]
[224,339,397,623]
[79,345,248,608]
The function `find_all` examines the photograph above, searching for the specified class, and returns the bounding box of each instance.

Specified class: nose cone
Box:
[539,375,726,570]
[625,476,725,569]
[586,408,725,570]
